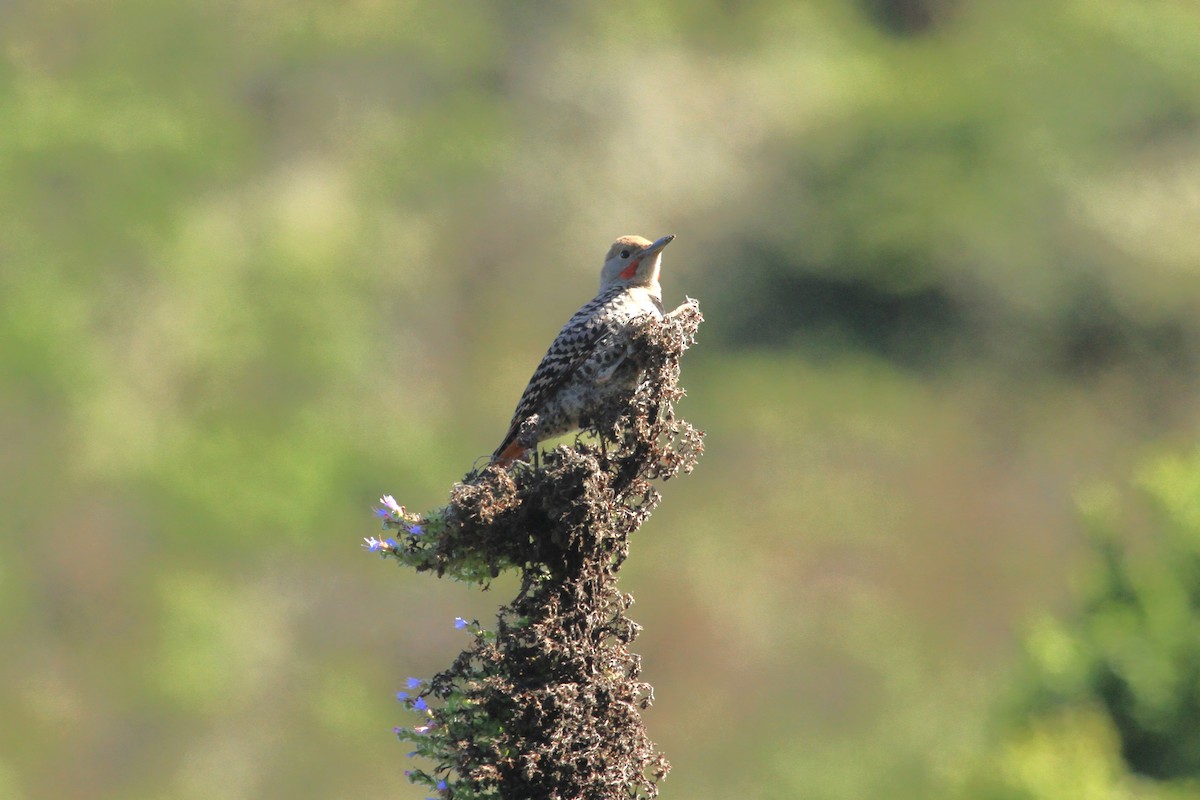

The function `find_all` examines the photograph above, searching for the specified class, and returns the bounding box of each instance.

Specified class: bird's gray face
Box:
[599,234,675,290]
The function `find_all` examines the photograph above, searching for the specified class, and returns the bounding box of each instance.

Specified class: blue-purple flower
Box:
[454,617,468,630]
[406,677,423,690]
[413,696,429,712]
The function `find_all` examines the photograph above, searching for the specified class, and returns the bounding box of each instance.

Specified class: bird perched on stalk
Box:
[492,233,677,464]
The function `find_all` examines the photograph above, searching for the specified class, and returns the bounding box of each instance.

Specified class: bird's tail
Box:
[491,439,528,465]
[492,413,539,465]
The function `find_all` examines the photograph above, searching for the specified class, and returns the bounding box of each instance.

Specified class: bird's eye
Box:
[620,250,630,259]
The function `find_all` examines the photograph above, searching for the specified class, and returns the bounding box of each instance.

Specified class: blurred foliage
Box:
[2,0,1200,798]
[958,449,1200,799]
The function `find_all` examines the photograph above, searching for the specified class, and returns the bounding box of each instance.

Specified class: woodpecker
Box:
[492,233,676,464]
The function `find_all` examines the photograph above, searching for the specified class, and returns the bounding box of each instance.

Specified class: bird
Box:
[492,233,676,464]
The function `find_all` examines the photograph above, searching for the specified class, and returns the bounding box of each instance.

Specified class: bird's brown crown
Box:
[604,235,654,263]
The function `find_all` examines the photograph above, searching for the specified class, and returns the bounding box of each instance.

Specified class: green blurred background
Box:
[4,1,1200,798]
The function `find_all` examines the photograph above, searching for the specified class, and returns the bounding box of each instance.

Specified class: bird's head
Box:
[599,234,675,292]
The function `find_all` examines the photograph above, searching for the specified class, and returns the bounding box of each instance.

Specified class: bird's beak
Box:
[641,234,675,257]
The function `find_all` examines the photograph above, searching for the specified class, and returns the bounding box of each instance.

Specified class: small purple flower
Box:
[407,750,418,757]
[379,495,404,516]
[406,677,423,690]
[437,779,448,790]
[396,691,408,702]
[409,524,424,536]
[454,617,468,630]
[385,538,398,549]
[393,726,404,735]
[374,508,390,519]
[413,696,429,712]
[363,537,382,552]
